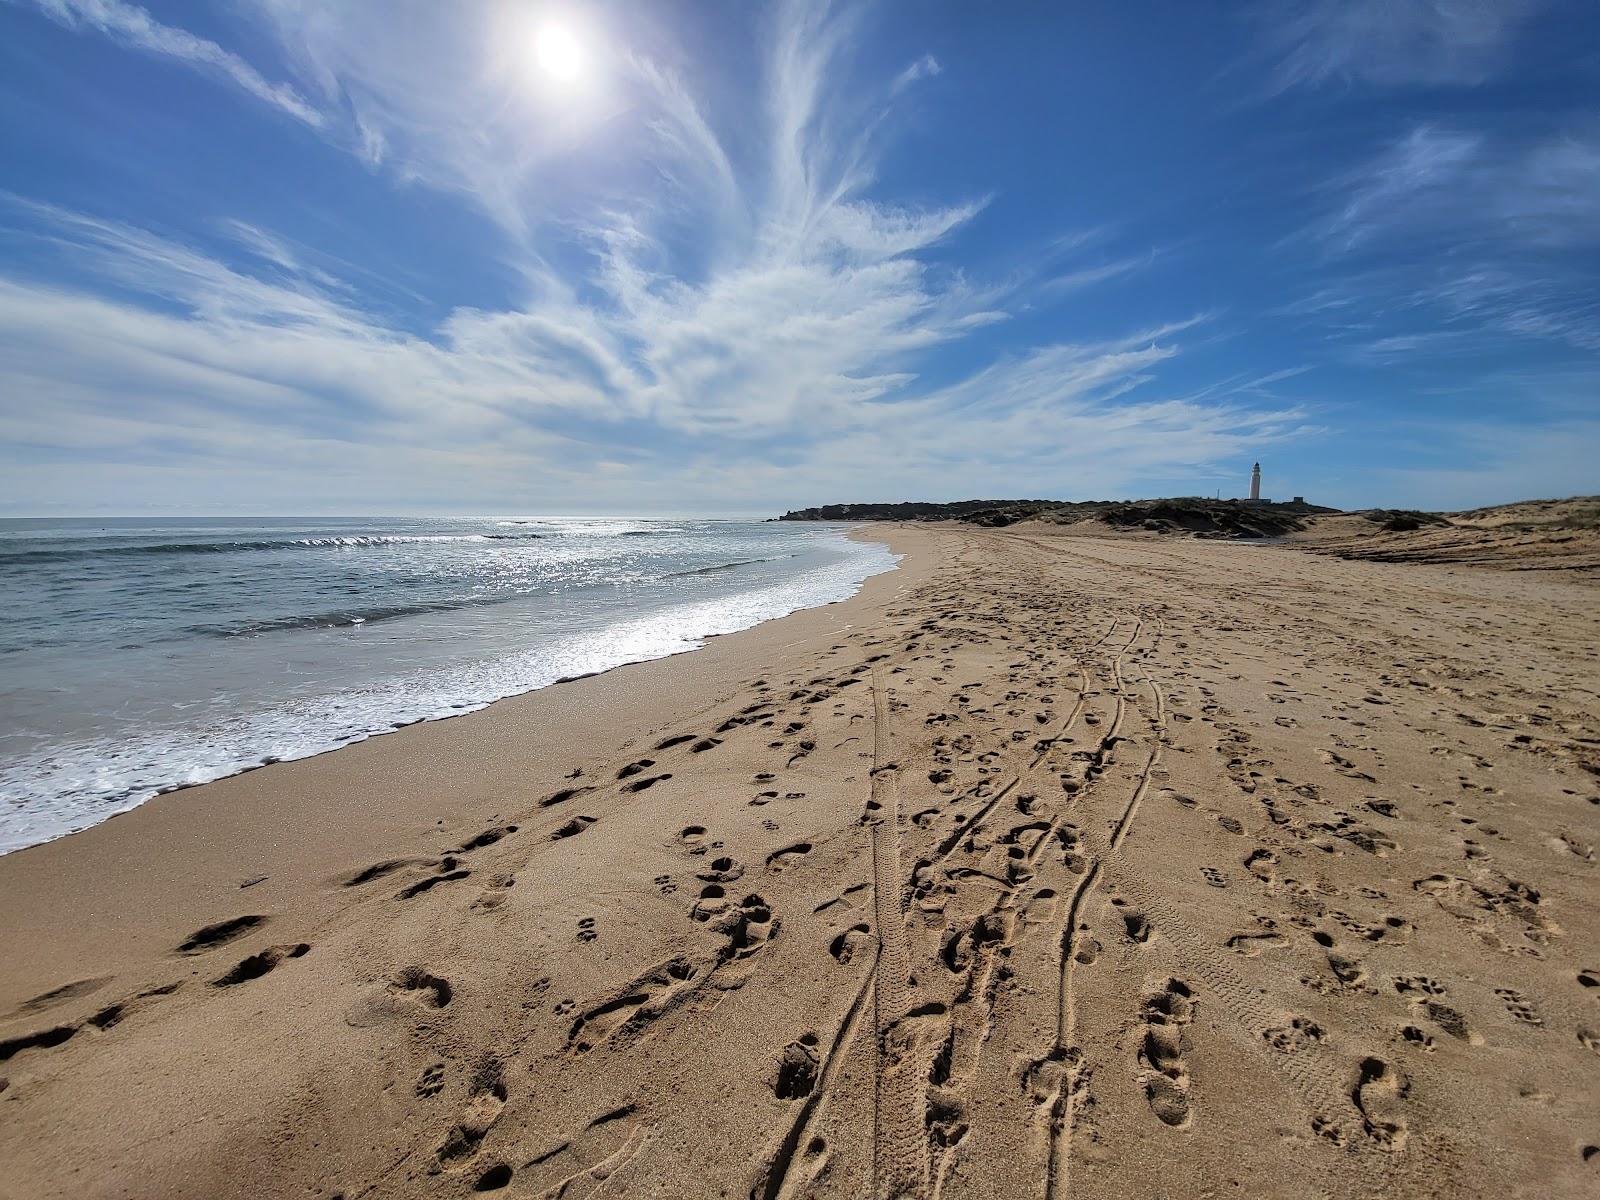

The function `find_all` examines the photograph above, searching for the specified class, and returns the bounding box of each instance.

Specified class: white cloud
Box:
[891,53,941,95]
[13,0,322,125]
[1320,123,1600,251]
[241,0,660,238]
[0,2,1312,514]
[1257,0,1544,91]
[0,200,1300,513]
[1039,254,1154,298]
[1320,125,1483,249]
[1296,123,1600,356]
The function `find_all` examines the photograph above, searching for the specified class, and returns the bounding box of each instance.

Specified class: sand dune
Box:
[1,526,1596,1199]
[1289,497,1600,572]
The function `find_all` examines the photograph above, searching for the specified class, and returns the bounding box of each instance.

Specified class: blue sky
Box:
[0,0,1596,516]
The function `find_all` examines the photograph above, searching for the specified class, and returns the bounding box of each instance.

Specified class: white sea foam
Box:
[0,528,895,853]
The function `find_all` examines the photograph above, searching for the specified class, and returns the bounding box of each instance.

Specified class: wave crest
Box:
[1,532,544,565]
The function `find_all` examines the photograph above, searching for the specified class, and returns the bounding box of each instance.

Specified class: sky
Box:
[0,0,1596,516]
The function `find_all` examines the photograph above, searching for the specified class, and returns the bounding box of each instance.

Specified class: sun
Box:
[535,23,585,85]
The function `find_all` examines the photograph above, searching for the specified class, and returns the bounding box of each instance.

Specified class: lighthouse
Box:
[1250,462,1261,501]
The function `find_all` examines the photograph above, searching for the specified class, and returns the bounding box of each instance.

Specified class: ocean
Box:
[0,517,896,854]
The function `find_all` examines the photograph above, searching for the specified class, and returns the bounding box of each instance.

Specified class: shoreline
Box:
[0,523,902,859]
[0,524,933,1004]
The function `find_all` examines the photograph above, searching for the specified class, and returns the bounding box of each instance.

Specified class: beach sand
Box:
[1,524,1597,1199]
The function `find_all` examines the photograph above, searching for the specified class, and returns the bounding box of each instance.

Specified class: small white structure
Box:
[1240,462,1271,505]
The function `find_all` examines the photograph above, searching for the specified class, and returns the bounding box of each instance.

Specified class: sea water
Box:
[0,517,896,853]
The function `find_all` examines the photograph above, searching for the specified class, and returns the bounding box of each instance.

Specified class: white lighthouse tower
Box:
[1250,462,1262,501]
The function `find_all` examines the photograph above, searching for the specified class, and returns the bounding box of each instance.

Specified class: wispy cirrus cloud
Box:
[891,53,941,95]
[1319,125,1484,250]
[1319,123,1600,251]
[1035,256,1153,303]
[10,0,323,125]
[0,1,1312,514]
[1291,120,1600,357]
[1255,0,1545,92]
[241,0,635,235]
[0,196,1292,513]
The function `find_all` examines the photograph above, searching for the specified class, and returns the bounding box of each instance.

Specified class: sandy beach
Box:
[2,524,1597,1200]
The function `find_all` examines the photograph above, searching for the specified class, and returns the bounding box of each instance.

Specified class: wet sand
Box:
[1,524,1597,1199]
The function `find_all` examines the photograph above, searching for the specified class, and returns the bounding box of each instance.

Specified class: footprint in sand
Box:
[1353,1056,1409,1151]
[551,815,597,840]
[691,884,729,923]
[1139,979,1196,1128]
[1494,987,1543,1027]
[212,943,309,988]
[773,1033,822,1099]
[395,863,472,900]
[1019,887,1059,926]
[5,976,115,1019]
[1312,930,1367,987]
[471,874,516,911]
[696,856,744,884]
[1226,930,1288,957]
[620,773,672,793]
[566,957,701,1053]
[765,843,813,871]
[415,1063,445,1098]
[1244,847,1278,886]
[1073,934,1102,966]
[436,1056,507,1168]
[175,915,269,955]
[1263,1016,1325,1053]
[345,966,452,1027]
[0,983,179,1063]
[518,1105,648,1197]
[828,923,872,965]
[1401,1025,1436,1052]
[1421,999,1479,1043]
[709,895,776,969]
[1393,974,1446,997]
[1110,896,1151,944]
[453,824,518,853]
[541,784,595,808]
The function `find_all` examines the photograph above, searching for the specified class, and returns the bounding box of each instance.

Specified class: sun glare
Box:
[535,23,585,84]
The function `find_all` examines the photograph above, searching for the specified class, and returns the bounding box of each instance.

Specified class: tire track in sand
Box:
[1109,676,1164,851]
[752,963,877,1200]
[1043,856,1103,1200]
[1041,618,1153,1200]
[869,663,928,1200]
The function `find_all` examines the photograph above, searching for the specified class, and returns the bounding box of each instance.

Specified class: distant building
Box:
[1240,461,1271,505]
